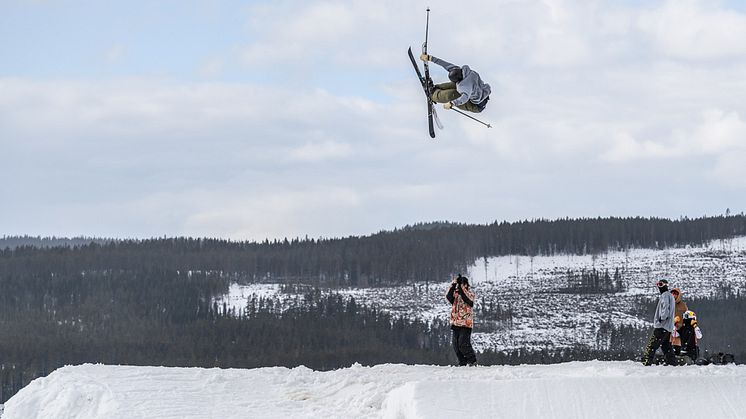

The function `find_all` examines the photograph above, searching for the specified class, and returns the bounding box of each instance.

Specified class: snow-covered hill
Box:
[215,237,746,352]
[3,362,746,419]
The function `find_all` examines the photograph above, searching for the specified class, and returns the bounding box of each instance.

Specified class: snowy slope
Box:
[215,237,746,352]
[4,362,746,419]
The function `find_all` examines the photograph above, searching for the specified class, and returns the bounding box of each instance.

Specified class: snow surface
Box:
[4,362,746,419]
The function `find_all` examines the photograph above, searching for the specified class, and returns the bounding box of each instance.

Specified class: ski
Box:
[408,46,436,138]
[433,106,443,129]
[422,9,436,138]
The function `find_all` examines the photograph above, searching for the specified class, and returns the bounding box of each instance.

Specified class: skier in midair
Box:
[446,274,477,366]
[420,53,491,113]
[642,279,677,366]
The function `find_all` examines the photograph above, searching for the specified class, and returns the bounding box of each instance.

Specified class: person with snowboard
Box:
[642,279,677,366]
[446,274,477,366]
[678,310,703,362]
[670,287,688,355]
[419,53,491,113]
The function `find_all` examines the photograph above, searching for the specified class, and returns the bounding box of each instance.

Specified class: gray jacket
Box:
[431,56,491,106]
[653,290,676,332]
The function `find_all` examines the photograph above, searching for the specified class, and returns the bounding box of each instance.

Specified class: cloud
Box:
[289,141,353,162]
[198,57,225,78]
[0,76,432,238]
[3,0,746,239]
[690,109,746,154]
[638,0,746,60]
[600,132,670,162]
[600,109,746,187]
[241,2,358,66]
[183,186,363,239]
[709,151,746,189]
[104,44,127,64]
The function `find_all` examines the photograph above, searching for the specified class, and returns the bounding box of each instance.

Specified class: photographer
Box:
[446,274,477,366]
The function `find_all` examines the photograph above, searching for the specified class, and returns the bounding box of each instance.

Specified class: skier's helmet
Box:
[448,68,464,83]
[683,310,696,320]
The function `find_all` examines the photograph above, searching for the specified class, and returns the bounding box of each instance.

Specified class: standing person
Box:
[446,274,477,366]
[642,279,677,366]
[419,53,491,113]
[670,288,688,354]
[678,310,703,362]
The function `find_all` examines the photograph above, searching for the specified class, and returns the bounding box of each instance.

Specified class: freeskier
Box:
[408,8,493,138]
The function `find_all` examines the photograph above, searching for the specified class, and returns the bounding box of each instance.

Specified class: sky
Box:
[2,0,746,241]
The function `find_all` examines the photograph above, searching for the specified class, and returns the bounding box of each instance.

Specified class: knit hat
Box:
[671,287,682,302]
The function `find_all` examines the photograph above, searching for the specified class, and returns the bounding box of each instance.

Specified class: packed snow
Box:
[215,237,746,352]
[4,362,746,419]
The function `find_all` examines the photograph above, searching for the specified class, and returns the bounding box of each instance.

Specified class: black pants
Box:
[452,326,477,366]
[681,345,699,361]
[642,328,676,366]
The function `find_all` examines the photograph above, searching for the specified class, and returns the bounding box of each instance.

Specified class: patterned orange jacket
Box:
[446,284,476,328]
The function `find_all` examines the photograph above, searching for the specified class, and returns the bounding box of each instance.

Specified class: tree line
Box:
[2,215,744,287]
[560,267,626,294]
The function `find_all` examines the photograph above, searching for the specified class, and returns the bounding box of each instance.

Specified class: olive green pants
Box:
[431,82,483,113]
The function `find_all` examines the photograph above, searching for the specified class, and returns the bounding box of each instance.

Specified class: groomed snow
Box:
[4,362,746,419]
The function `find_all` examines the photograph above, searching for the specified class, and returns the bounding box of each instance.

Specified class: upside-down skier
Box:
[420,53,491,113]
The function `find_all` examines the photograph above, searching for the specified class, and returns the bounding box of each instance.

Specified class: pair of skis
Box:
[408,8,441,139]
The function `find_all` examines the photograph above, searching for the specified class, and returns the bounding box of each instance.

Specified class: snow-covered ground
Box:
[4,362,746,419]
[215,237,746,352]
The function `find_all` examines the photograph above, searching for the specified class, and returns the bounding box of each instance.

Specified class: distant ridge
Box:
[0,236,112,250]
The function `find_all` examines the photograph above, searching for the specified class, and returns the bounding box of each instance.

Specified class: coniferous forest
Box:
[1,215,745,402]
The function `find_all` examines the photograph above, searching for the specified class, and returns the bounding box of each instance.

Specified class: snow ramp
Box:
[3,361,746,419]
[381,375,746,418]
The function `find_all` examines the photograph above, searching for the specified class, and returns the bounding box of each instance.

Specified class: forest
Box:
[3,214,745,286]
[1,215,745,402]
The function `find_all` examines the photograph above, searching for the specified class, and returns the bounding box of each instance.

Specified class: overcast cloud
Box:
[1,0,745,240]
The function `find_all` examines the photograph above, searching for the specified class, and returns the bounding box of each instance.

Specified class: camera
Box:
[456,274,465,285]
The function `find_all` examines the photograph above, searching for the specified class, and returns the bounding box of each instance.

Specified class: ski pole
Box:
[425,8,430,51]
[448,107,492,128]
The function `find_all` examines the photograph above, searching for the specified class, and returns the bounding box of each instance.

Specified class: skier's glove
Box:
[420,53,431,62]
[443,102,453,109]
